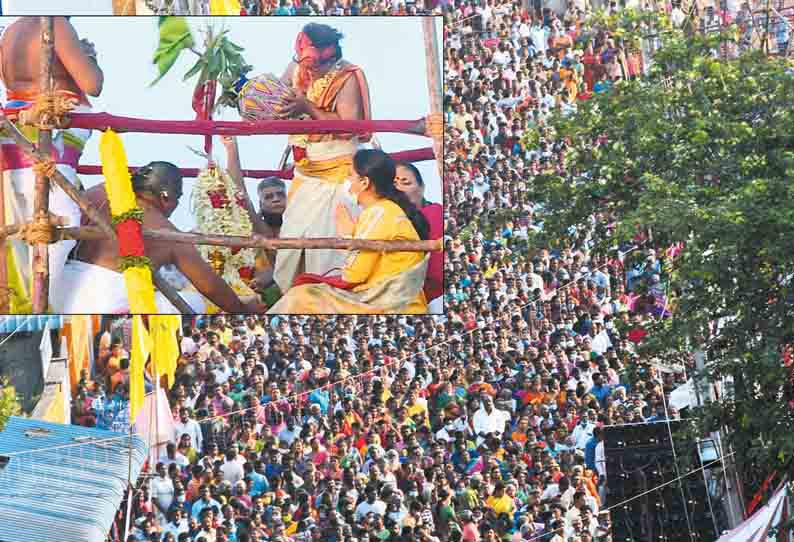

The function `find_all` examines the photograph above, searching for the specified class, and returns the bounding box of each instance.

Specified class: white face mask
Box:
[341,179,359,207]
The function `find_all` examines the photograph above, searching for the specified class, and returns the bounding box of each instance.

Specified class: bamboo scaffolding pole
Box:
[113,0,137,14]
[59,226,443,252]
[153,272,195,314]
[32,17,54,313]
[0,226,22,239]
[421,18,444,183]
[0,114,120,241]
[0,116,192,313]
[0,160,8,313]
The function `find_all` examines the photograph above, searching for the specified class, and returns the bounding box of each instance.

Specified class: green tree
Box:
[0,378,21,433]
[527,14,794,497]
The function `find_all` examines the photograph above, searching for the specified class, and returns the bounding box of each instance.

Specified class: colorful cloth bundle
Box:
[238,73,293,121]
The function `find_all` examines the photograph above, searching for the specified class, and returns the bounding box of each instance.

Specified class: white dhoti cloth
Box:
[2,163,82,310]
[1,103,92,312]
[273,139,363,292]
[53,260,207,314]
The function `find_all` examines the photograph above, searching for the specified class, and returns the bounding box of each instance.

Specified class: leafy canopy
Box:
[526,11,794,486]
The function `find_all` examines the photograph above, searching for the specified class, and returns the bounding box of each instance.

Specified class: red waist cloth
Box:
[292,273,357,290]
[5,89,90,109]
[422,202,444,301]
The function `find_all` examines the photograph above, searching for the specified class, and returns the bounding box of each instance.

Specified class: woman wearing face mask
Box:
[269,149,431,314]
[393,161,444,313]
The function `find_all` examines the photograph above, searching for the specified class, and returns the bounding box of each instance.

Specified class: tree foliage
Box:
[528,13,794,494]
[0,378,21,433]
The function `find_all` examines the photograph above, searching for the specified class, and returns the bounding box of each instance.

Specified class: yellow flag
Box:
[149,315,181,387]
[130,315,153,421]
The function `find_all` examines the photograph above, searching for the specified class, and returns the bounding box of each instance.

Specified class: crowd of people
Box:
[66,0,785,541]
[70,3,686,538]
[149,0,445,15]
[75,271,684,542]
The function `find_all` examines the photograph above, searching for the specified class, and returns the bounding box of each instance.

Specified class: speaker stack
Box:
[604,421,717,542]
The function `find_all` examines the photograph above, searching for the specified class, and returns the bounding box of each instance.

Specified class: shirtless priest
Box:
[51,162,267,313]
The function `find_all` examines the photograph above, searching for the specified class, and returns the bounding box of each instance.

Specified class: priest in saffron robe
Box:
[273,23,373,293]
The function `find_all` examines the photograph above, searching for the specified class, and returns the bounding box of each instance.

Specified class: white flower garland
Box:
[192,167,257,298]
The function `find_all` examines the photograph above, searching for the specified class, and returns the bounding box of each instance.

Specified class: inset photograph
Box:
[0,0,443,16]
[0,16,443,314]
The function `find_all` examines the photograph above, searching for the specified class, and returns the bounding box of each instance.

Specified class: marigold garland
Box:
[100,129,158,314]
[192,166,257,309]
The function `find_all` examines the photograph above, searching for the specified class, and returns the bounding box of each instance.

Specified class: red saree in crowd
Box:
[582,50,599,92]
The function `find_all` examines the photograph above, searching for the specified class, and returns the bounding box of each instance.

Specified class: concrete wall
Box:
[0,330,60,413]
[0,333,45,412]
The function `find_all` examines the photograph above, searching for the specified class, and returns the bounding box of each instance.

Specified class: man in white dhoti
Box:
[0,17,103,312]
[273,23,373,293]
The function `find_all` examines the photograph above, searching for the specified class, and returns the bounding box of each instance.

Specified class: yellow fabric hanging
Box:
[124,265,158,315]
[149,315,181,387]
[6,244,31,314]
[210,0,242,14]
[100,130,137,216]
[130,315,153,421]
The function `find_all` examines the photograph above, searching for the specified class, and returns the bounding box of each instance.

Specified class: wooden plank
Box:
[421,18,444,183]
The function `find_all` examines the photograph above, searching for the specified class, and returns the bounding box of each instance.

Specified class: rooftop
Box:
[0,416,148,542]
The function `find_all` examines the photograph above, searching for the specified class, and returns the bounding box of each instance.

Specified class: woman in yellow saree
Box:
[268,149,430,314]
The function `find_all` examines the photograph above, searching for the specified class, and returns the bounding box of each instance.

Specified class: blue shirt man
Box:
[584,435,598,471]
[191,487,221,520]
[247,470,269,498]
[309,387,330,415]
[589,375,613,407]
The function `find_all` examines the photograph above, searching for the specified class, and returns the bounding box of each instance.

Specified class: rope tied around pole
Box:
[424,113,443,139]
[17,212,67,246]
[18,93,77,130]
[31,159,57,180]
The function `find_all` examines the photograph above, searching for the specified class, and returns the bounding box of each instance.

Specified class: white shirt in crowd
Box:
[355,499,387,521]
[150,475,175,521]
[180,336,198,356]
[595,440,606,479]
[160,452,189,469]
[173,418,203,451]
[472,405,510,442]
[571,420,596,450]
[221,458,245,485]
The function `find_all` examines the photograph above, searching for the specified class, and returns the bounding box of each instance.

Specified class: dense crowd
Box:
[171,0,445,15]
[261,0,442,15]
[63,1,741,541]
